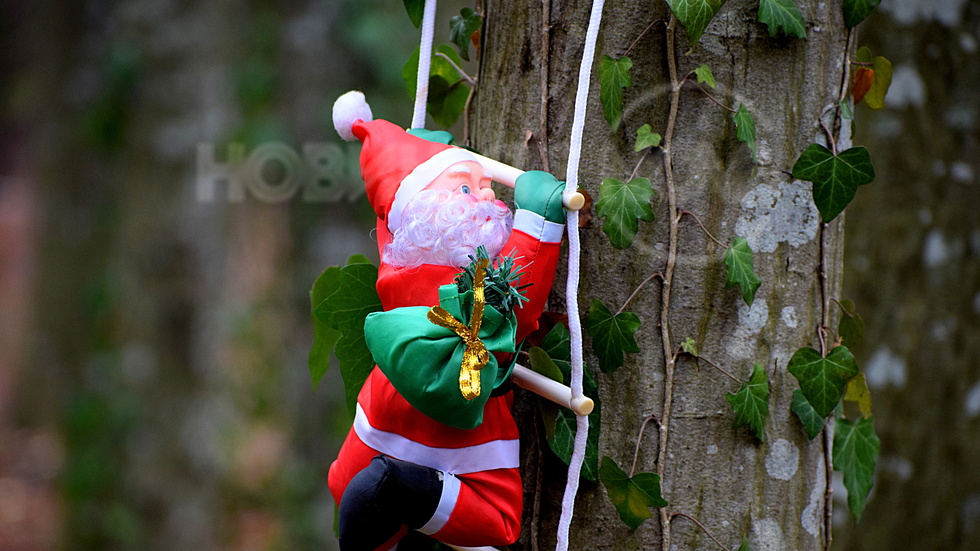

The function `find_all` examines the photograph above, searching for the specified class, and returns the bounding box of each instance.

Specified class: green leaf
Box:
[634,124,662,152]
[599,456,668,529]
[595,177,655,249]
[833,416,880,520]
[309,266,342,388]
[598,55,632,129]
[694,64,716,88]
[726,363,770,441]
[449,8,482,62]
[680,337,698,356]
[667,0,728,45]
[758,0,806,38]
[733,103,757,161]
[843,0,881,28]
[402,45,471,128]
[864,55,892,110]
[737,536,752,551]
[403,0,424,28]
[844,373,873,418]
[529,346,564,382]
[791,389,825,440]
[724,237,762,306]
[839,99,854,120]
[585,299,641,374]
[535,324,602,481]
[837,298,866,348]
[788,346,859,418]
[792,144,875,222]
[315,261,383,417]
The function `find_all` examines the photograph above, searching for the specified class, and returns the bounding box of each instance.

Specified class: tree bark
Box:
[475,1,849,549]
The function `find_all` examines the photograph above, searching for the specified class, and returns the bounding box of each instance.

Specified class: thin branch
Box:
[670,512,730,551]
[624,18,663,58]
[837,27,857,104]
[830,297,855,318]
[693,83,738,113]
[614,271,663,316]
[630,415,660,477]
[680,210,726,248]
[629,147,653,181]
[463,85,476,146]
[657,15,682,551]
[692,354,743,385]
[435,52,477,86]
[823,420,835,551]
[820,118,837,155]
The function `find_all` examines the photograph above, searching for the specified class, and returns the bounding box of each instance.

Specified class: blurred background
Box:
[0,1,976,550]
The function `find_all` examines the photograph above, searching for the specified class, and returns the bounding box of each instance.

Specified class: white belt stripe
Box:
[513,209,564,244]
[353,404,520,474]
[418,472,461,535]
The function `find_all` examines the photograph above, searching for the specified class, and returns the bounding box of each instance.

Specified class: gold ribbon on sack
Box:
[426,258,490,400]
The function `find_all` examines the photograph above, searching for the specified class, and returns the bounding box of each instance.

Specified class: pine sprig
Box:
[455,247,531,317]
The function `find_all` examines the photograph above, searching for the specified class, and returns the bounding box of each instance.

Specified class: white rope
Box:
[412,0,438,129]
[556,0,605,549]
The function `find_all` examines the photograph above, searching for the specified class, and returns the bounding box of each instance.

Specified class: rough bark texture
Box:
[475,1,848,549]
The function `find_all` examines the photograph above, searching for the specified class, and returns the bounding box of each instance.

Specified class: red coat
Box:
[328,209,563,547]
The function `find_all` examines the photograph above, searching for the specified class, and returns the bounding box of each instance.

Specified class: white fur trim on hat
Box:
[333,91,373,142]
[387,148,480,233]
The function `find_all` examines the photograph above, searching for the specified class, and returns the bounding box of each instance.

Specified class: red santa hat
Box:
[332,91,481,233]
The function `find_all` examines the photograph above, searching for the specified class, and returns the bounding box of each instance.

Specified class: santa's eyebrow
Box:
[447,164,472,175]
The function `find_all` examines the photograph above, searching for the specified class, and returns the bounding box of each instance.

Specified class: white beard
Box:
[382,190,514,269]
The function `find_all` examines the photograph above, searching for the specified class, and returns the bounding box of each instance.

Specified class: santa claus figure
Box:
[328,92,566,550]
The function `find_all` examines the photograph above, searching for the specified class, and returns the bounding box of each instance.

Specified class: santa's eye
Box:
[460,185,471,194]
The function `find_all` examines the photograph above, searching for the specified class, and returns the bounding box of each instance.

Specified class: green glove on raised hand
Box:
[513,171,567,224]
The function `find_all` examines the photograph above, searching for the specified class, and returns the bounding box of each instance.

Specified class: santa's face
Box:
[382,178,514,270]
[424,161,505,208]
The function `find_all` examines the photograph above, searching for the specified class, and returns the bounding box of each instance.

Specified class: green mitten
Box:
[513,171,566,223]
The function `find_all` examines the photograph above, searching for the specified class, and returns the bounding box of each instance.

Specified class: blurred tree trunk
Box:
[836,2,980,550]
[476,1,850,549]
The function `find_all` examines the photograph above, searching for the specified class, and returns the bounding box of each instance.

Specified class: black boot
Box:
[338,455,443,551]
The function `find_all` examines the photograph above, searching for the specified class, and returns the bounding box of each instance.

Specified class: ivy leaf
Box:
[595,177,655,249]
[534,325,602,481]
[843,0,881,28]
[726,363,770,441]
[724,237,762,306]
[694,64,716,88]
[309,266,342,389]
[680,337,699,356]
[737,536,752,551]
[844,373,873,418]
[403,0,424,28]
[792,144,875,222]
[634,124,662,152]
[315,260,383,417]
[791,389,825,440]
[833,416,880,520]
[865,55,892,110]
[788,346,859,418]
[598,55,632,129]
[585,299,641,374]
[838,298,866,348]
[403,45,471,128]
[757,0,807,38]
[851,67,874,104]
[449,8,482,62]
[667,0,728,46]
[599,456,668,529]
[733,103,757,161]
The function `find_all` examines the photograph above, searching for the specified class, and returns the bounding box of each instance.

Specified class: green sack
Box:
[363,284,519,430]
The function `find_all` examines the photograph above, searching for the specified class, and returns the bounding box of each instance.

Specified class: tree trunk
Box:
[475,1,849,549]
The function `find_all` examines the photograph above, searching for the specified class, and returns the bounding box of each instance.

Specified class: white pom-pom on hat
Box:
[333,91,373,142]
